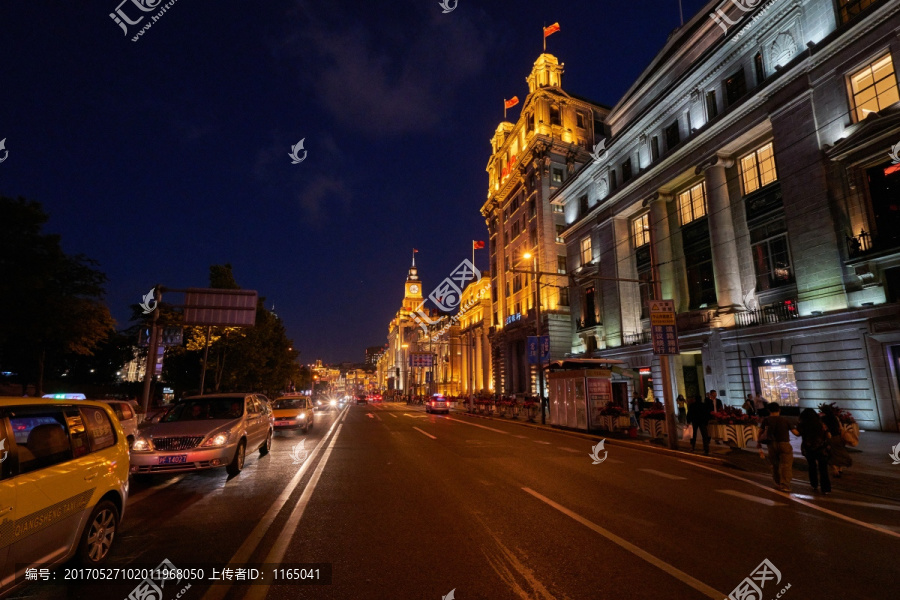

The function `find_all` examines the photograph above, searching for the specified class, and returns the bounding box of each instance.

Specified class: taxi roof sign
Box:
[42,393,87,400]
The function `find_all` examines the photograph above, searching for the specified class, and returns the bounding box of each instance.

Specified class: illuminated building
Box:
[482,53,610,396]
[554,0,900,429]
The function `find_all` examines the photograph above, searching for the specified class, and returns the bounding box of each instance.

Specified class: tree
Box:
[0,197,115,395]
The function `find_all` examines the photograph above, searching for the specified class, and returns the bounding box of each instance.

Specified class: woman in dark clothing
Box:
[791,408,831,494]
[821,405,851,477]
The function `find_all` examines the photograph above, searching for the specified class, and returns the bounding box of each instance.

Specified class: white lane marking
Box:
[243,424,344,600]
[403,413,428,419]
[559,447,580,453]
[367,413,375,419]
[445,417,508,434]
[873,523,900,533]
[639,469,686,480]
[128,475,185,505]
[413,427,437,440]
[682,461,900,540]
[202,409,347,600]
[389,414,398,418]
[821,498,900,512]
[533,440,551,445]
[513,435,529,439]
[717,490,787,507]
[522,487,725,599]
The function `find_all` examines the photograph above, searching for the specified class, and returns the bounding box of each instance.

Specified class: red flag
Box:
[543,22,560,38]
[504,97,519,110]
[413,248,418,253]
[473,240,485,249]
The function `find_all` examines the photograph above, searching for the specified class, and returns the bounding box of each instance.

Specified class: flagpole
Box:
[543,24,546,52]
[503,100,507,120]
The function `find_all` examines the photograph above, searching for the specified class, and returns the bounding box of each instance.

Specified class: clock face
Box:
[409,284,419,294]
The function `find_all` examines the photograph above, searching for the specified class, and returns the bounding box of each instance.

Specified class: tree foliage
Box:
[0,197,115,395]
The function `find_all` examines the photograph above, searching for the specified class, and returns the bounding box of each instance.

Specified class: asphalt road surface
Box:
[12,403,900,600]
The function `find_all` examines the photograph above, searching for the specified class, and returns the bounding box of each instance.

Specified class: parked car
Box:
[129,393,274,477]
[101,400,139,447]
[0,397,130,596]
[272,395,314,433]
[425,395,449,414]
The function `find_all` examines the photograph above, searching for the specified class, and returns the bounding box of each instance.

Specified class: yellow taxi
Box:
[0,397,130,595]
[271,395,315,433]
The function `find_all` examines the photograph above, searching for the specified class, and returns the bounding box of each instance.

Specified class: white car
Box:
[101,400,140,447]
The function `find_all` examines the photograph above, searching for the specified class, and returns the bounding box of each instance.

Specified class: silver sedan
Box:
[130,393,274,476]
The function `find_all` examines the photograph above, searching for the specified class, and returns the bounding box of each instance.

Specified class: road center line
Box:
[243,423,344,600]
[413,427,437,440]
[681,460,900,539]
[822,498,900,511]
[445,416,508,434]
[522,487,725,599]
[533,440,551,444]
[639,469,686,480]
[201,408,347,600]
[559,447,580,453]
[717,490,786,506]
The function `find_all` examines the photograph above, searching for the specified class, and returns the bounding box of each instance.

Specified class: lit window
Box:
[581,237,592,265]
[678,182,707,225]
[556,224,565,244]
[552,168,563,184]
[740,142,778,194]
[850,54,899,121]
[557,255,567,274]
[632,213,650,248]
[552,204,564,214]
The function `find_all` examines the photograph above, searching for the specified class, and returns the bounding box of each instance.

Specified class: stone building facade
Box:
[481,53,610,396]
[554,0,900,430]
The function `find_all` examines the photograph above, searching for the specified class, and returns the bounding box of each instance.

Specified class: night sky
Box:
[0,0,709,363]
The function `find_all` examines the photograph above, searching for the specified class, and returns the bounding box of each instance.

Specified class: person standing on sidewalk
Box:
[708,389,724,412]
[743,394,757,417]
[676,394,687,424]
[758,402,793,492]
[821,404,852,478]
[687,394,712,455]
[791,408,831,494]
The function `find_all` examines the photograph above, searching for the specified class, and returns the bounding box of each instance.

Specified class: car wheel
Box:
[77,500,119,565]
[259,429,273,456]
[126,435,135,449]
[226,440,246,476]
[302,422,310,434]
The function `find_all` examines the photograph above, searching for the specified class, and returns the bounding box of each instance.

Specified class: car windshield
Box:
[274,399,302,409]
[162,398,244,422]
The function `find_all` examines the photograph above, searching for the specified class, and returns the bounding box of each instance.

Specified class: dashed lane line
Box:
[413,427,437,440]
[444,417,508,434]
[717,489,787,507]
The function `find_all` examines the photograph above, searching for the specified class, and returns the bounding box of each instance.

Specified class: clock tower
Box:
[403,251,423,312]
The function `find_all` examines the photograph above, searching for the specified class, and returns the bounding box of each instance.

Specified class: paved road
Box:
[13,403,900,600]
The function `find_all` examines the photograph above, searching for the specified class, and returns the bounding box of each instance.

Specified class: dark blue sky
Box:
[0,0,709,363]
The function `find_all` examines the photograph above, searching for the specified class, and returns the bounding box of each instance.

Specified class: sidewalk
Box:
[444,403,900,502]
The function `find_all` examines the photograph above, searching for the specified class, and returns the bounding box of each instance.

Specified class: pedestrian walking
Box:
[791,408,831,494]
[821,404,852,478]
[742,394,757,417]
[757,402,794,492]
[708,389,724,412]
[687,394,713,455]
[676,394,687,424]
[755,395,769,417]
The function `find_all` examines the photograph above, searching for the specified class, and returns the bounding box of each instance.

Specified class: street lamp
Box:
[520,251,547,424]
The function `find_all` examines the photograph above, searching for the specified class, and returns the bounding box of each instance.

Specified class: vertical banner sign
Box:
[649,300,679,355]
[527,336,550,364]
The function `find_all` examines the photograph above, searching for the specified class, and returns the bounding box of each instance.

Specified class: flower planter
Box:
[523,403,539,422]
[597,415,615,431]
[640,418,665,438]
[841,422,859,438]
[709,423,758,448]
[616,415,632,429]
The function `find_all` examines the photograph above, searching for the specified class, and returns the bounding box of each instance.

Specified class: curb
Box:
[450,408,733,468]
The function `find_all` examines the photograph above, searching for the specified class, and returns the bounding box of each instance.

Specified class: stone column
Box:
[646,193,676,302]
[696,155,743,312]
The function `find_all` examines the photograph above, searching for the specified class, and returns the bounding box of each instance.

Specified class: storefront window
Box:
[757,357,799,406]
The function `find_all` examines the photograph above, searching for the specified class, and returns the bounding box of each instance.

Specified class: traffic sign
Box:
[649,300,679,355]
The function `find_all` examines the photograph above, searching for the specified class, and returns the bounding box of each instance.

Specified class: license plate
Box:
[159,455,188,465]
[276,420,292,426]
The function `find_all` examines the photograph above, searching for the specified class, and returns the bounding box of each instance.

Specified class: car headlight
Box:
[131,436,152,452]
[201,432,231,447]
[329,400,337,406]
[297,413,306,420]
